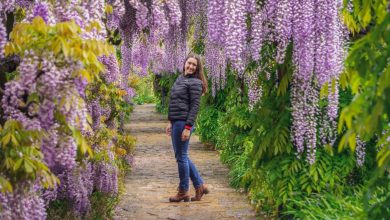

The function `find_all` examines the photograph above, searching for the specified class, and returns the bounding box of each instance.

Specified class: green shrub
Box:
[132,75,157,105]
[195,105,220,146]
[152,73,179,113]
[282,192,364,220]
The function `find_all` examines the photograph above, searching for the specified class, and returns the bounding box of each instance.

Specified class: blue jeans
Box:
[171,120,203,191]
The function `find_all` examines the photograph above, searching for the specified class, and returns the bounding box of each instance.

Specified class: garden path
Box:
[113,104,257,220]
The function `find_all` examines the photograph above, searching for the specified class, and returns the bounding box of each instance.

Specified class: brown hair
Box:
[182,53,208,95]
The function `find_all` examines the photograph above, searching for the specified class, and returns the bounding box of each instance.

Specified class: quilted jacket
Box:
[168,74,202,127]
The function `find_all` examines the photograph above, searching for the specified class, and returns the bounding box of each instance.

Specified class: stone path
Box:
[113,104,257,220]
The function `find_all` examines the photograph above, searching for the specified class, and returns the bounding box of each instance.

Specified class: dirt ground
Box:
[113,104,257,220]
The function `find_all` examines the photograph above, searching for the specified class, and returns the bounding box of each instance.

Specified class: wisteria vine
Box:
[0,0,131,218]
[0,0,364,219]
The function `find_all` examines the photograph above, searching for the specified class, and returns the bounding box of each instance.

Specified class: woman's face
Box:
[184,57,197,75]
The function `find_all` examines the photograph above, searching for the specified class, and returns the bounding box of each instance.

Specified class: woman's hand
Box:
[166,123,172,136]
[181,128,191,141]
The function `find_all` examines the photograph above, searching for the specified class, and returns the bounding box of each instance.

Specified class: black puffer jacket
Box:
[168,74,202,127]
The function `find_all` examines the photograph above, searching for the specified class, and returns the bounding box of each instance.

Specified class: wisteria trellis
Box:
[0,0,358,219]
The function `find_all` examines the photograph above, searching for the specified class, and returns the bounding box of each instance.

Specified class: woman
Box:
[165,54,209,202]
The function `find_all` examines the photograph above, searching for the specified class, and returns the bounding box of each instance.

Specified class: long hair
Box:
[182,54,208,95]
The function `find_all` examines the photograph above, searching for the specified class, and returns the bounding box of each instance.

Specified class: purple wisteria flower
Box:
[356,137,366,167]
[0,16,6,58]
[32,1,51,23]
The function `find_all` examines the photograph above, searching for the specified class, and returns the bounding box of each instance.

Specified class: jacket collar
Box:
[183,73,196,78]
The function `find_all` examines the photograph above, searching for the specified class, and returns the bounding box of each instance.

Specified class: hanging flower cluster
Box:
[0,185,47,220]
[0,16,5,58]
[245,71,263,111]
[205,0,226,95]
[290,0,345,164]
[131,38,150,77]
[106,0,125,30]
[205,0,249,82]
[355,136,366,167]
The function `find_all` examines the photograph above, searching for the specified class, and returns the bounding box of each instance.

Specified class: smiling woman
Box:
[184,57,198,75]
[165,54,209,202]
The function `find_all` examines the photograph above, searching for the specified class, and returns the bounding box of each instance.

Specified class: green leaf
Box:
[4,158,14,169]
[378,150,390,167]
[106,4,114,14]
[11,135,19,147]
[14,158,24,171]
[313,170,318,183]
[348,133,357,151]
[24,160,34,173]
[27,93,40,104]
[0,176,13,193]
[2,133,11,146]
[277,72,290,96]
[306,186,312,195]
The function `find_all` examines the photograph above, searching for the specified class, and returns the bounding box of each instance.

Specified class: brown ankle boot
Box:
[169,188,190,202]
[191,184,209,201]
